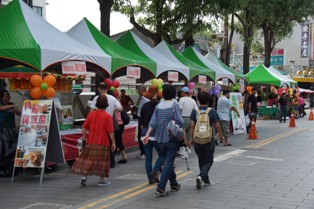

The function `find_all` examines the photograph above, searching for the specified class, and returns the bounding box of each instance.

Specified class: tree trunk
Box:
[242,10,253,75]
[221,15,229,64]
[262,22,274,68]
[184,35,195,48]
[98,0,113,36]
[226,14,235,66]
[154,0,164,45]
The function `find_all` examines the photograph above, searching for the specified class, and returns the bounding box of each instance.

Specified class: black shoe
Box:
[81,177,87,186]
[110,165,115,169]
[155,188,168,197]
[203,180,211,187]
[215,141,218,146]
[118,159,127,164]
[148,179,155,184]
[151,171,160,183]
[170,184,181,191]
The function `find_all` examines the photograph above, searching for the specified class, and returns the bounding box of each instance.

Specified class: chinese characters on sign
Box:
[229,93,246,135]
[301,23,310,58]
[198,75,207,84]
[15,100,52,168]
[168,71,179,82]
[62,61,87,75]
[270,48,285,66]
[126,66,141,79]
[9,79,72,92]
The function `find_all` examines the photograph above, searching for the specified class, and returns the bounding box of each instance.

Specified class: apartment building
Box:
[0,0,47,18]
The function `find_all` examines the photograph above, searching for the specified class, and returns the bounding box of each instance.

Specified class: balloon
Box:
[214,90,220,96]
[157,78,163,85]
[231,86,236,92]
[216,85,222,91]
[151,78,158,87]
[43,75,56,87]
[104,78,112,88]
[112,80,120,88]
[30,87,43,99]
[157,79,163,90]
[157,89,163,98]
[44,87,55,98]
[188,82,195,89]
[40,83,48,90]
[109,86,115,92]
[189,89,194,95]
[113,89,119,98]
[209,90,214,95]
[30,75,42,87]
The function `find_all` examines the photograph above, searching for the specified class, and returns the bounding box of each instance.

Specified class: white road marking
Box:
[214,149,246,162]
[245,155,283,161]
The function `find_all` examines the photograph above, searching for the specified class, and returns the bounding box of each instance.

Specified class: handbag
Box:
[167,103,185,141]
[112,115,120,131]
[121,110,130,125]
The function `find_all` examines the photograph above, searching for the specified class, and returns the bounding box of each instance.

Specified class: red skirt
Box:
[71,143,110,177]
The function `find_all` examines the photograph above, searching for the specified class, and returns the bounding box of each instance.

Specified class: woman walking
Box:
[71,95,115,187]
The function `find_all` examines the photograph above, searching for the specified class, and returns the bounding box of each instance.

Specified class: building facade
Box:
[0,0,47,18]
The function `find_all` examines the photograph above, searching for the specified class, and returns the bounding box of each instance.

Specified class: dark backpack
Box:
[121,110,130,125]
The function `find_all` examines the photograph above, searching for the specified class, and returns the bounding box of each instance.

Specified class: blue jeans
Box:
[144,140,164,181]
[193,140,215,183]
[157,140,180,190]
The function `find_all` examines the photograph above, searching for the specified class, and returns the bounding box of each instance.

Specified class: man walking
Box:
[178,87,197,147]
[217,90,240,146]
[278,92,288,123]
[247,88,258,133]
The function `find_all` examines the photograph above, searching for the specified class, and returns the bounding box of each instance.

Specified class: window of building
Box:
[32,6,42,16]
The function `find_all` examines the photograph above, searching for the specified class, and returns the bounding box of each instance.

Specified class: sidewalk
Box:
[1,115,314,209]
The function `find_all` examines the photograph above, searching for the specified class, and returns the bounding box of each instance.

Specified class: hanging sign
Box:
[198,75,207,84]
[229,93,247,135]
[168,71,179,82]
[282,83,287,89]
[222,78,228,85]
[127,66,141,79]
[292,84,296,90]
[239,79,244,86]
[62,61,86,75]
[9,79,72,93]
[301,23,310,58]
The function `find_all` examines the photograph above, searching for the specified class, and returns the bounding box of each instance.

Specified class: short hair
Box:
[96,95,109,109]
[0,90,10,99]
[252,87,257,91]
[120,89,126,93]
[137,85,146,92]
[223,90,230,95]
[98,82,107,90]
[162,84,176,100]
[197,91,210,105]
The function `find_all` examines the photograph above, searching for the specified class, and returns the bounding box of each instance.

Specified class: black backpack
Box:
[121,110,130,125]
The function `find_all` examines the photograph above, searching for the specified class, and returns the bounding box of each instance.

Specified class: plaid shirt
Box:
[149,101,184,143]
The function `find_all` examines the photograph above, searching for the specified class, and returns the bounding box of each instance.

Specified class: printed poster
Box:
[62,105,73,125]
[229,93,247,135]
[14,100,53,168]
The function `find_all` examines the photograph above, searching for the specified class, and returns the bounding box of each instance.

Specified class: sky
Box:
[46,0,133,35]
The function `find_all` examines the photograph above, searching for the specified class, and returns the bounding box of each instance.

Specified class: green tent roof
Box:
[155,41,215,81]
[246,64,282,87]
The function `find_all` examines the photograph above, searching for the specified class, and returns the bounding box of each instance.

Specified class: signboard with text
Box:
[301,23,310,58]
[270,48,285,66]
[127,66,141,79]
[230,93,247,135]
[62,61,87,75]
[198,75,207,84]
[9,79,72,92]
[168,71,179,82]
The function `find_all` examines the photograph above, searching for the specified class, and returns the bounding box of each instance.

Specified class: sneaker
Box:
[148,179,155,185]
[98,181,111,187]
[196,176,202,190]
[155,188,168,197]
[203,181,211,187]
[136,154,146,160]
[81,177,87,186]
[170,184,181,191]
[151,171,160,183]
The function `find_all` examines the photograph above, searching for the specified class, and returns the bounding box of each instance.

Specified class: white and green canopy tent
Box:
[246,64,292,87]
[116,31,190,81]
[205,52,249,82]
[67,18,156,81]
[182,47,235,83]
[268,66,297,87]
[154,41,215,81]
[0,0,111,74]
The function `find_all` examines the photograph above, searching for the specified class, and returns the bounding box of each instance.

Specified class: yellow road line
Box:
[77,170,188,209]
[96,171,193,209]
[247,128,305,149]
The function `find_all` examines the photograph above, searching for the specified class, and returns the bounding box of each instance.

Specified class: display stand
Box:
[230,93,247,134]
[11,100,66,184]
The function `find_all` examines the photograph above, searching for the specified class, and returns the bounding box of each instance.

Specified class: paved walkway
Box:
[1,113,314,209]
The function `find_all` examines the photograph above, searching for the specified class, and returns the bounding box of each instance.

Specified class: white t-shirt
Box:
[217,95,233,121]
[178,96,197,117]
[90,94,121,116]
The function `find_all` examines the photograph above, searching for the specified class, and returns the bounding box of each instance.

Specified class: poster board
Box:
[230,93,247,135]
[12,100,65,184]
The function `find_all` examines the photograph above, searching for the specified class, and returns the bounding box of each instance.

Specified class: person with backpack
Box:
[190,91,224,190]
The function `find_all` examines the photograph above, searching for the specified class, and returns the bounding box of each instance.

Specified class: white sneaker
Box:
[98,181,111,187]
[196,176,202,190]
[136,154,146,160]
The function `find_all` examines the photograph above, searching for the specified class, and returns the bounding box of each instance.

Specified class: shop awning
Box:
[116,31,190,80]
[0,0,111,72]
[182,47,235,83]
[154,41,215,81]
[67,18,156,76]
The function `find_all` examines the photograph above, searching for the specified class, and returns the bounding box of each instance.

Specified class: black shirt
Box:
[140,100,159,128]
[278,97,287,106]
[248,95,258,113]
